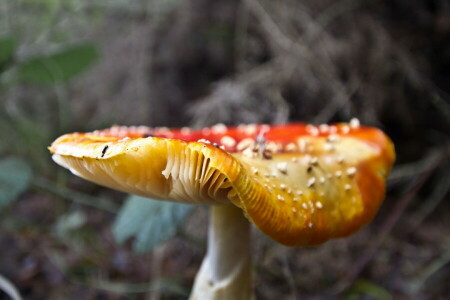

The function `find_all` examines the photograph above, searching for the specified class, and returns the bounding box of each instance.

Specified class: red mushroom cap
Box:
[49,122,395,246]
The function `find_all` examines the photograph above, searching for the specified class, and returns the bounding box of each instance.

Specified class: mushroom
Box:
[49,122,395,299]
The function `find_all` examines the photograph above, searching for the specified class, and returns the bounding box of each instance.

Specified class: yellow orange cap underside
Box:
[49,123,395,246]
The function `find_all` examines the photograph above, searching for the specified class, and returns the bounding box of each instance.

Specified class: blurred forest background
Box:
[0,0,449,299]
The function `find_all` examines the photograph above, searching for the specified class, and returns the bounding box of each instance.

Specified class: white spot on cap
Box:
[138,126,150,133]
[327,134,341,143]
[346,167,357,177]
[335,170,343,178]
[344,184,352,191]
[236,138,255,152]
[315,201,323,209]
[242,124,258,135]
[211,123,227,134]
[324,143,334,152]
[277,195,285,201]
[201,127,211,135]
[341,125,350,134]
[197,139,211,144]
[251,167,259,175]
[276,162,288,174]
[157,127,174,138]
[307,125,319,136]
[279,183,287,190]
[302,203,308,209]
[307,177,316,187]
[285,143,297,152]
[350,118,360,128]
[309,156,319,166]
[292,207,297,213]
[181,127,191,135]
[242,147,256,158]
[319,124,329,133]
[220,135,236,148]
[260,124,271,133]
[266,142,281,153]
[298,138,310,152]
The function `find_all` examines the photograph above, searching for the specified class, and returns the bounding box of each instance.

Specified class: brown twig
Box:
[245,0,353,123]
[147,244,168,300]
[406,169,450,233]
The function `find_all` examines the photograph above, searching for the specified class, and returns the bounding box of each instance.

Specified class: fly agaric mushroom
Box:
[49,122,395,299]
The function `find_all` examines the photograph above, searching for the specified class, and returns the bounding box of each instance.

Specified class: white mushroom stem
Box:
[189,204,253,300]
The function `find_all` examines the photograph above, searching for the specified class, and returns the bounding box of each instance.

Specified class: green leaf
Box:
[17,43,99,85]
[0,157,32,206]
[346,279,392,300]
[0,37,16,71]
[55,210,87,240]
[113,195,194,253]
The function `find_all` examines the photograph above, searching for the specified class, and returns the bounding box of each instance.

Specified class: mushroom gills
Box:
[162,145,232,204]
[53,140,233,205]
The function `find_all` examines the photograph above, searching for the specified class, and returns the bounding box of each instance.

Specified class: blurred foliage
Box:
[0,36,98,172]
[54,210,87,241]
[345,279,392,300]
[0,157,32,206]
[0,37,15,71]
[17,43,99,85]
[113,195,194,253]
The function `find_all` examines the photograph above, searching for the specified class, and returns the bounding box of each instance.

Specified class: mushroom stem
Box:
[189,204,253,300]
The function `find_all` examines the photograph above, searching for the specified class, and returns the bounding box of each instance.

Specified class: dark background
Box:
[0,0,449,299]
